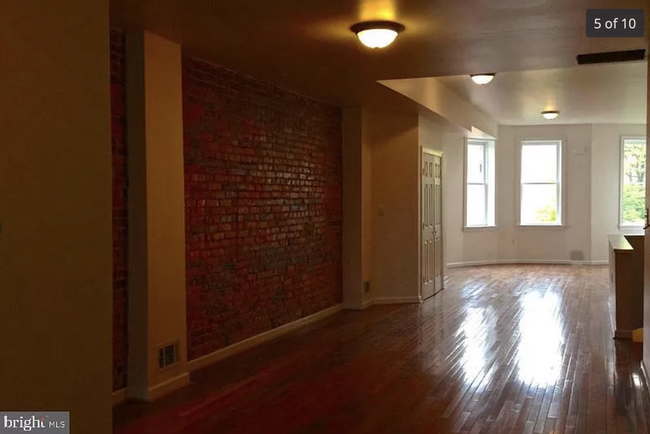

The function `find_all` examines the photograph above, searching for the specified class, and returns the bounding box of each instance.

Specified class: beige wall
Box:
[367,110,420,301]
[441,132,466,265]
[345,110,452,304]
[443,123,647,265]
[498,124,593,262]
[441,132,500,265]
[419,116,445,147]
[0,1,112,432]
[126,31,189,399]
[379,76,500,272]
[380,78,498,138]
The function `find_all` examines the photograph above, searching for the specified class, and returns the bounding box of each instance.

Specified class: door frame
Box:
[421,148,444,300]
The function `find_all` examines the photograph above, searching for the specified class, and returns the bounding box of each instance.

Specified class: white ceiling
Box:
[435,62,647,125]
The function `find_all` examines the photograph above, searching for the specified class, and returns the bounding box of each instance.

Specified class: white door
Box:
[422,152,435,299]
[433,154,444,294]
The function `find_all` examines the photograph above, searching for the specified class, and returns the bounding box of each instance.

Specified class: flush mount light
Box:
[541,110,560,120]
[470,73,496,85]
[351,21,405,49]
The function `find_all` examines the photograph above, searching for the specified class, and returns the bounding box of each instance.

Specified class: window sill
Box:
[463,226,497,232]
[618,225,645,233]
[517,225,569,230]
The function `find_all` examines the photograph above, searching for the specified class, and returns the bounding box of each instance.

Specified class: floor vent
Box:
[158,342,179,369]
[576,49,646,65]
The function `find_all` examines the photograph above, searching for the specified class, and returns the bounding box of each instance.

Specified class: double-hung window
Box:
[620,136,647,227]
[519,140,562,226]
[465,139,496,228]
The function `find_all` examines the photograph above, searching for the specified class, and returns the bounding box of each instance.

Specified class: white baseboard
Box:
[372,296,422,305]
[362,299,375,309]
[127,372,191,402]
[148,372,190,401]
[112,388,127,406]
[447,259,609,268]
[344,298,375,310]
[187,304,343,372]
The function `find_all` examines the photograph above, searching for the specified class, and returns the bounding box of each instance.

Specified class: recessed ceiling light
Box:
[541,110,560,120]
[351,21,405,49]
[470,74,496,85]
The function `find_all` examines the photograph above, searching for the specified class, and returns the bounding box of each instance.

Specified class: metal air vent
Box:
[576,49,646,65]
[158,342,179,369]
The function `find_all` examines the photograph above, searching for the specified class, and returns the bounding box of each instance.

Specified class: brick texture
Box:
[111,28,128,391]
[183,56,343,360]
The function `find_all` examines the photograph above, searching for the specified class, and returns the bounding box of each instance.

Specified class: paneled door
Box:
[422,150,444,300]
[422,152,434,300]
[432,153,444,294]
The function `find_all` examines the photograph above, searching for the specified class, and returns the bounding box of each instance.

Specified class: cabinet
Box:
[608,234,644,339]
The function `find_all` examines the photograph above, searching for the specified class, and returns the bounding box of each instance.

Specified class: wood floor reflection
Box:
[114,265,650,434]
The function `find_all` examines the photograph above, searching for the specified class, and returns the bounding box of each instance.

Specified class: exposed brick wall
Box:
[183,56,343,360]
[111,28,128,391]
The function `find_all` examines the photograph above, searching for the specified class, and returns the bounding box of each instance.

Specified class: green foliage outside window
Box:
[622,184,645,224]
[535,203,557,223]
[622,140,646,226]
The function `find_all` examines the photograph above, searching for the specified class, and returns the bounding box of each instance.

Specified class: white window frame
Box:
[619,135,647,228]
[518,139,564,227]
[464,138,496,229]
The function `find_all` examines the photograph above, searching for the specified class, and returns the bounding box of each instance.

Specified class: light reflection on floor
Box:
[460,306,496,384]
[461,307,487,380]
[516,291,563,386]
[459,289,564,388]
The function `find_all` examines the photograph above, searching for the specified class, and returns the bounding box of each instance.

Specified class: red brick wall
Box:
[183,56,343,360]
[111,28,128,391]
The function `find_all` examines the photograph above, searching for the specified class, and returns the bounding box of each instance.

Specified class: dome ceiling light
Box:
[541,110,560,120]
[470,73,496,85]
[351,21,405,49]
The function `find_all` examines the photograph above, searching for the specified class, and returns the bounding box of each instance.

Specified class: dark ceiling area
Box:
[111,0,648,110]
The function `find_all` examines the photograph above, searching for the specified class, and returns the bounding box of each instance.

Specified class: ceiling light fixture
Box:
[470,73,496,85]
[541,110,560,120]
[351,21,405,49]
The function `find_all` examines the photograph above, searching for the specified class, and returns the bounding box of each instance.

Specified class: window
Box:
[465,139,495,228]
[620,136,646,227]
[519,140,562,226]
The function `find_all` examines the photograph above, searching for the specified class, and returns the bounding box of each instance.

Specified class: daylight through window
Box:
[520,140,562,226]
[465,139,495,228]
[620,137,646,227]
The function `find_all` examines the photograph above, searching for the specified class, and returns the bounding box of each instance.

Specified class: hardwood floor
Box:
[114,265,650,434]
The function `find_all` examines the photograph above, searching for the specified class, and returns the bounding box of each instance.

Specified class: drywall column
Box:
[126,31,189,400]
[361,114,374,304]
[0,1,112,433]
[369,111,421,303]
[342,109,366,309]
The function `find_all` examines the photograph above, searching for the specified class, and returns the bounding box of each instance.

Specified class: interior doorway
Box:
[422,149,444,300]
